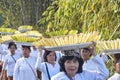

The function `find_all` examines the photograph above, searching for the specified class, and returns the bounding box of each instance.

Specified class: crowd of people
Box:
[0,41,119,80]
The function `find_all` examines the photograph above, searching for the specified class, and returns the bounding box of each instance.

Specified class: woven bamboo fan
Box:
[18,25,33,33]
[0,28,15,34]
[101,49,120,55]
[2,35,13,44]
[25,31,42,38]
[15,42,32,46]
[0,32,13,35]
[45,42,92,51]
[11,34,39,42]
[33,31,101,48]
[97,39,120,54]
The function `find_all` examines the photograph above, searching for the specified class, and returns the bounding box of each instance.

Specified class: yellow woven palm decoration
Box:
[33,31,101,47]
[97,39,120,50]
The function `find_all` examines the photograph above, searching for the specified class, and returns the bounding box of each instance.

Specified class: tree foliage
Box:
[0,0,52,28]
[39,0,120,40]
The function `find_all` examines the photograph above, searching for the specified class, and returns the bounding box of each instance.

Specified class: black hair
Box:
[80,47,92,57]
[113,54,120,64]
[22,45,31,51]
[59,55,83,73]
[82,47,90,51]
[114,58,120,64]
[8,42,17,49]
[43,50,57,62]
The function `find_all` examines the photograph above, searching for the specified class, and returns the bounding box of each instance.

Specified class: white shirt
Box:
[51,72,82,80]
[51,55,109,80]
[83,59,98,72]
[55,51,63,61]
[2,52,21,77]
[108,73,120,80]
[1,44,8,51]
[35,57,60,80]
[0,45,8,61]
[30,49,39,58]
[100,52,109,62]
[13,56,37,80]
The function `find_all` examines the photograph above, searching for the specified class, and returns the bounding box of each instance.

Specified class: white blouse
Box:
[51,55,109,80]
[35,57,60,80]
[0,45,8,61]
[51,72,81,80]
[13,56,37,80]
[83,58,98,72]
[2,52,21,77]
[108,73,120,80]
[55,51,63,61]
[30,49,39,58]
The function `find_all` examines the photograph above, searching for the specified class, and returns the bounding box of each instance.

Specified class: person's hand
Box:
[89,41,97,56]
[61,50,64,54]
[0,71,3,80]
[0,75,2,80]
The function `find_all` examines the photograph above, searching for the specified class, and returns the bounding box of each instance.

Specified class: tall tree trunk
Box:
[19,0,50,26]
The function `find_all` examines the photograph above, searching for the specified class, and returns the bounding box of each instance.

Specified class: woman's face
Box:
[81,49,91,61]
[47,52,55,64]
[64,58,79,77]
[9,45,16,54]
[22,47,30,57]
[115,62,120,74]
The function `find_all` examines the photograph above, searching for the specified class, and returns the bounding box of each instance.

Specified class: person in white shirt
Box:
[13,44,37,80]
[30,45,39,58]
[35,49,60,80]
[0,44,8,73]
[108,54,120,80]
[80,47,110,72]
[1,42,21,80]
[0,44,8,80]
[80,47,98,72]
[100,52,109,62]
[15,44,22,55]
[51,42,109,80]
[55,51,63,62]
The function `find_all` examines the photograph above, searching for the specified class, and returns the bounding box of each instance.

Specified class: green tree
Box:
[39,0,120,40]
[0,0,52,28]
[0,14,4,26]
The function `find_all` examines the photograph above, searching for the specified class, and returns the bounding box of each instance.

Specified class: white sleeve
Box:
[2,55,8,70]
[35,57,45,72]
[87,55,109,80]
[0,50,7,55]
[0,50,4,55]
[13,61,20,80]
[100,52,109,62]
[55,51,62,62]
